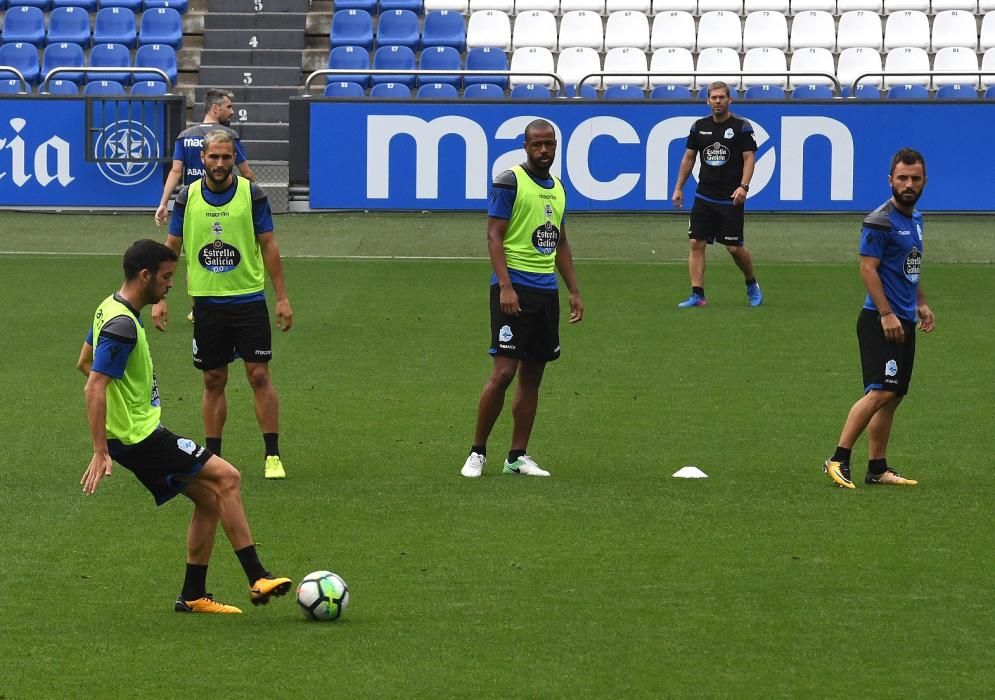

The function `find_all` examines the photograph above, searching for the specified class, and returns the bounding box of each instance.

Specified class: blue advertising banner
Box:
[308,101,994,212]
[0,98,165,207]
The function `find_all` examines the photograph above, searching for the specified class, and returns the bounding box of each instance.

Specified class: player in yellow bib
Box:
[460,119,584,478]
[78,240,291,614]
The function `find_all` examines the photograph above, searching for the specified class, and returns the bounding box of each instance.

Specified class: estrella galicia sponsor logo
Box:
[532,222,560,255]
[177,438,197,455]
[94,120,160,186]
[499,325,513,343]
[199,239,242,272]
[724,128,734,139]
[703,142,729,167]
[885,359,898,377]
[904,247,921,280]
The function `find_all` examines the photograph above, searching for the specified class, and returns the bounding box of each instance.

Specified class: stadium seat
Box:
[932,0,976,9]
[561,82,598,97]
[883,0,927,11]
[517,0,559,10]
[424,0,468,9]
[836,10,882,51]
[883,46,929,86]
[470,0,513,11]
[745,0,788,11]
[696,11,741,51]
[836,0,880,9]
[509,82,551,97]
[323,80,365,97]
[983,13,995,52]
[144,0,189,11]
[652,0,695,11]
[698,0,742,11]
[788,46,834,87]
[791,82,833,97]
[0,78,28,93]
[561,0,605,11]
[837,46,882,91]
[603,46,648,87]
[12,0,51,10]
[372,44,416,86]
[84,78,125,94]
[650,83,692,98]
[45,77,79,93]
[330,10,374,51]
[0,42,41,84]
[886,83,928,97]
[416,81,458,96]
[883,11,928,51]
[844,83,880,97]
[93,7,137,49]
[789,10,834,51]
[607,0,650,11]
[509,45,554,86]
[985,84,995,97]
[605,11,650,51]
[419,45,461,86]
[334,0,377,10]
[789,0,834,11]
[649,46,694,87]
[327,45,371,88]
[139,7,182,49]
[931,10,977,52]
[133,42,176,84]
[743,83,786,98]
[380,0,424,12]
[130,78,167,94]
[369,81,411,97]
[464,46,508,87]
[935,83,977,98]
[933,46,979,87]
[650,11,695,51]
[558,11,604,51]
[604,83,644,98]
[466,11,511,50]
[46,7,92,47]
[88,42,131,84]
[376,10,421,51]
[982,47,995,88]
[100,0,143,10]
[557,46,602,90]
[513,11,557,50]
[422,11,466,52]
[2,6,47,46]
[743,11,787,51]
[695,46,740,88]
[697,84,739,97]
[41,41,85,84]
[742,47,787,87]
[52,0,98,11]
[463,82,505,97]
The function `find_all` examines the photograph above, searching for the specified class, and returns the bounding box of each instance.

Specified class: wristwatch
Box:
[739,184,750,192]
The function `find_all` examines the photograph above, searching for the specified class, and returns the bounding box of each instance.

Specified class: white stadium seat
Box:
[603,46,649,86]
[695,46,741,87]
[836,10,883,50]
[605,10,650,49]
[556,46,603,88]
[471,0,515,10]
[515,0,560,12]
[883,0,927,11]
[650,10,696,49]
[649,46,695,85]
[558,10,605,50]
[789,0,835,13]
[560,0,605,10]
[788,45,835,86]
[931,10,978,51]
[837,46,883,88]
[742,46,788,86]
[697,10,742,50]
[743,10,788,50]
[698,0,743,11]
[790,10,835,50]
[745,0,788,11]
[983,12,995,50]
[883,46,930,86]
[884,11,929,50]
[932,46,980,86]
[512,10,557,49]
[981,47,995,86]
[980,0,995,10]
[606,0,651,11]
[653,0,697,11]
[426,0,471,12]
[509,45,555,85]
[836,0,880,10]
[467,10,512,49]
[931,0,976,11]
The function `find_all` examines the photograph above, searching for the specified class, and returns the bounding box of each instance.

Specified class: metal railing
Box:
[576,71,841,95]
[849,70,995,95]
[304,68,566,93]
[0,66,29,94]
[41,66,172,93]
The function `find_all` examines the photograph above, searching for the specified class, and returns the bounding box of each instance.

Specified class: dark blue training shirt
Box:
[859,200,924,322]
[172,123,248,186]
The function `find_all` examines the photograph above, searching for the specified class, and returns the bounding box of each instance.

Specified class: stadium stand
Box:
[935,82,977,97]
[562,82,599,96]
[605,10,649,50]
[932,46,979,87]
[52,0,97,10]
[144,0,188,11]
[650,11,695,51]
[697,11,742,51]
[981,47,995,87]
[130,78,168,94]
[695,46,740,87]
[557,46,602,89]
[139,7,183,49]
[743,11,788,51]
[883,10,929,50]
[369,81,411,96]
[463,46,508,87]
[334,0,377,11]
[324,80,365,96]
[884,46,930,86]
[650,83,693,97]
[789,46,835,86]
[562,0,605,11]
[745,0,788,11]
[790,10,835,50]
[0,77,27,93]
[558,11,604,51]
[649,46,694,87]
[883,0,927,11]
[330,10,374,50]
[0,41,40,84]
[742,47,787,86]
[699,0,742,11]
[607,0,650,12]
[424,0,469,12]
[45,77,79,92]
[509,81,551,97]
[603,46,648,86]
[517,0,559,12]
[418,45,462,85]
[792,82,834,97]
[88,42,131,84]
[101,0,144,11]
[41,41,85,83]
[836,10,883,51]
[93,7,137,49]
[422,10,466,52]
[46,7,92,46]
[376,9,421,50]
[2,6,46,45]
[83,77,125,93]
[134,42,176,83]
[837,46,883,89]
[372,45,417,86]
[983,12,995,51]
[416,81,459,96]
[513,10,557,50]
[466,10,511,50]
[327,45,371,87]
[509,45,555,86]
[931,10,977,51]
[743,83,786,97]
[604,82,644,97]
[380,0,425,12]
[887,83,929,97]
[463,81,505,96]
[11,0,51,10]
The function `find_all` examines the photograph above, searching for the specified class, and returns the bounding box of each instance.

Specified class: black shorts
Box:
[689,197,745,246]
[856,308,917,395]
[489,284,560,362]
[192,300,272,371]
[109,427,213,506]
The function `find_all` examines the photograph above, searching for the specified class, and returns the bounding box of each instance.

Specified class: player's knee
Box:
[865,389,897,410]
[245,364,272,391]
[203,369,228,393]
[217,462,242,494]
[489,365,517,387]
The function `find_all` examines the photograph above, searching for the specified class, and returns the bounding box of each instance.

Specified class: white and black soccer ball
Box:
[296,570,350,621]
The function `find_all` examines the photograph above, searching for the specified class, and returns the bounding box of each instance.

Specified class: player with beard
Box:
[823,148,934,489]
[153,129,294,481]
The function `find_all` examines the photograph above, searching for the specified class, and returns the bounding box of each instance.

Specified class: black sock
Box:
[508,449,526,463]
[471,444,486,457]
[205,437,222,456]
[263,433,280,457]
[234,545,269,584]
[181,563,208,601]
[831,446,852,464]
[692,286,705,297]
[745,278,757,287]
[868,458,888,475]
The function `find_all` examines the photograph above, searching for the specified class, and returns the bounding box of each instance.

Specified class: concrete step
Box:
[239,122,289,141]
[200,48,303,68]
[204,12,307,30]
[193,84,303,102]
[203,29,306,50]
[243,139,289,161]
[231,101,290,122]
[199,65,302,86]
[209,0,309,10]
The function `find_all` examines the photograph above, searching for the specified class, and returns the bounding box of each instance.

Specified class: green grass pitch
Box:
[1,211,993,697]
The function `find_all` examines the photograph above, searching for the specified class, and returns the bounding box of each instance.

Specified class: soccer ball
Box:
[296,570,350,621]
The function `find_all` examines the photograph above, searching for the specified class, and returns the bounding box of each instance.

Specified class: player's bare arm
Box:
[155,160,184,227]
[258,232,293,332]
[238,161,256,182]
[860,255,904,343]
[733,150,755,207]
[151,235,183,332]
[554,225,583,324]
[487,216,519,315]
[671,148,697,209]
[81,370,113,495]
[917,285,935,332]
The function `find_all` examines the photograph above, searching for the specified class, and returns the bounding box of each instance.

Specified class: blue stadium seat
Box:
[744,84,787,99]
[791,84,832,99]
[2,6,47,46]
[0,42,41,84]
[841,84,880,99]
[93,7,137,49]
[52,0,97,10]
[0,78,29,93]
[887,84,929,99]
[139,7,182,48]
[510,83,551,99]
[89,42,131,84]
[46,7,92,46]
[376,10,420,51]
[935,84,977,99]
[330,10,373,51]
[84,78,124,94]
[369,81,411,98]
[144,0,188,11]
[324,80,365,97]
[134,43,176,83]
[41,41,85,84]
[371,45,416,87]
[45,77,79,93]
[98,0,143,11]
[380,0,423,11]
[604,84,644,100]
[650,84,692,99]
[131,78,167,94]
[12,0,52,10]
[462,82,504,99]
[697,85,739,99]
[418,45,460,87]
[464,47,507,88]
[332,0,376,11]
[416,81,457,98]
[422,10,465,52]
[985,85,995,99]
[562,83,598,98]
[327,45,371,88]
